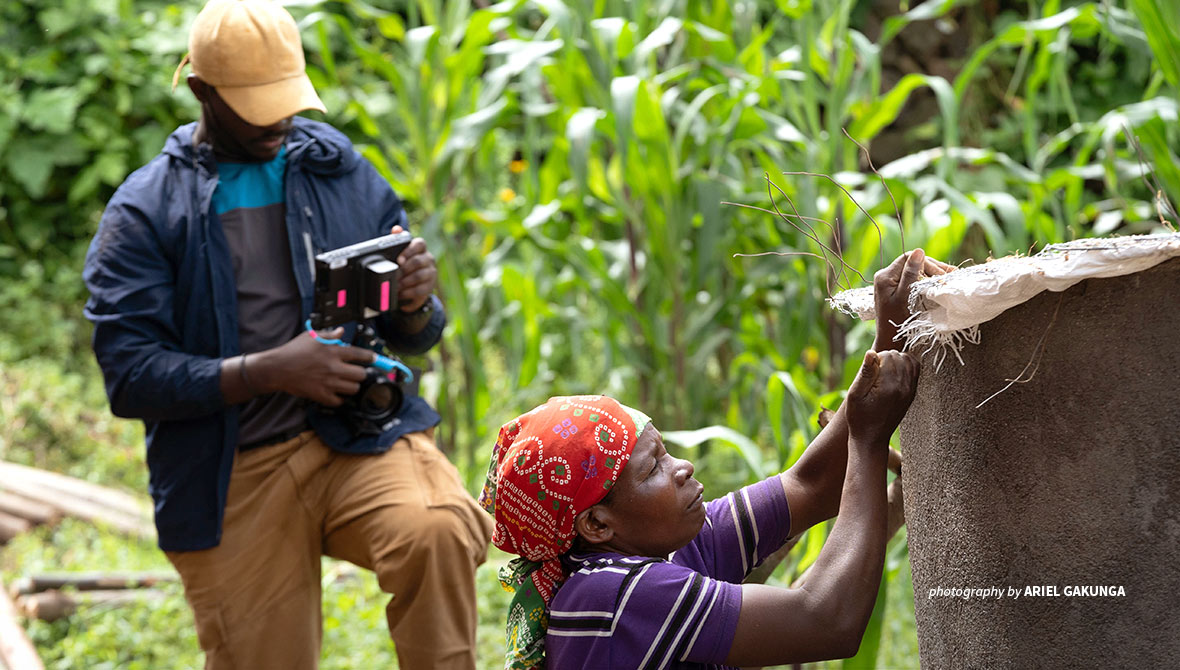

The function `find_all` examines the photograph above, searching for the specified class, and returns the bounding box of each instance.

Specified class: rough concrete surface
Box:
[899,256,1180,669]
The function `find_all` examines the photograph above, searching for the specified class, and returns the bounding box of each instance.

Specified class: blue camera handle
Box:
[304,320,414,382]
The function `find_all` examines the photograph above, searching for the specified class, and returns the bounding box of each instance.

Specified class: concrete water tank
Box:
[833,233,1180,668]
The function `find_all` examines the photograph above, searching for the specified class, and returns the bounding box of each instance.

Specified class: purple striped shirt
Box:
[547,476,792,669]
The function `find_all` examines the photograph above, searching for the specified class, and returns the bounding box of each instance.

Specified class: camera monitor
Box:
[310,231,412,329]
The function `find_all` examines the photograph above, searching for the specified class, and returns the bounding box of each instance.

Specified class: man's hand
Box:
[873,248,954,352]
[391,224,436,312]
[247,328,374,407]
[845,349,920,446]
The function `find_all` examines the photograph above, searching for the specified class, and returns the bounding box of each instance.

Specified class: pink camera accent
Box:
[337,290,347,308]
[380,281,390,311]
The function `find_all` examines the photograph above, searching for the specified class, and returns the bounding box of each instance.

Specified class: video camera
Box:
[308,232,416,436]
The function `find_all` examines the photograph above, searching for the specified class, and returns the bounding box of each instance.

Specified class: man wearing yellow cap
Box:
[82,1,492,668]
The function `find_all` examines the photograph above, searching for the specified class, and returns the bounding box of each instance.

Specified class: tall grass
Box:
[293,1,1180,665]
[306,0,1175,463]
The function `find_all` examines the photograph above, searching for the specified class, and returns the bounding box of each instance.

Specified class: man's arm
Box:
[85,200,226,421]
[725,350,919,666]
[218,327,374,407]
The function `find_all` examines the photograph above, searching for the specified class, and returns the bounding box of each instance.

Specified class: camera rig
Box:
[306,232,417,436]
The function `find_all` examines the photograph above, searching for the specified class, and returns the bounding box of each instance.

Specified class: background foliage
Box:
[1,0,1176,667]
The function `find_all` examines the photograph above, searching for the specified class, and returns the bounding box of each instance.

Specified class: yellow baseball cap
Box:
[181,0,326,126]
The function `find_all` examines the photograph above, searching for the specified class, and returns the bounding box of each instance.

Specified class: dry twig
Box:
[843,128,905,254]
[782,170,887,270]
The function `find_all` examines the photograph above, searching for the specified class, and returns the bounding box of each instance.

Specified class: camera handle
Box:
[303,320,415,383]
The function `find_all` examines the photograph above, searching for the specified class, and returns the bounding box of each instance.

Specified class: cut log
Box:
[10,572,177,597]
[0,513,30,544]
[0,483,152,541]
[0,579,43,670]
[13,591,73,623]
[0,462,149,520]
[0,467,153,541]
[16,589,166,623]
[0,493,58,527]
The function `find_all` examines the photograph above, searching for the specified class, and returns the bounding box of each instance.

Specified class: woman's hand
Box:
[845,349,920,447]
[873,248,955,351]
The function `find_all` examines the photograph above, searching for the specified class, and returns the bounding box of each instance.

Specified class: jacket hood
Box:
[160,117,360,177]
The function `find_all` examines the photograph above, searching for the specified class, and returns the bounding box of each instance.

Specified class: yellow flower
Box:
[499,187,517,202]
[509,159,527,174]
[802,345,820,371]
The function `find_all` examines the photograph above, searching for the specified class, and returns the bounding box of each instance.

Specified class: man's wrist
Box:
[393,295,435,333]
[244,349,279,395]
[239,354,260,396]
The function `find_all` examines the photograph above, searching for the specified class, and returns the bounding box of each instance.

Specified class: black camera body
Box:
[337,324,406,436]
[309,232,415,436]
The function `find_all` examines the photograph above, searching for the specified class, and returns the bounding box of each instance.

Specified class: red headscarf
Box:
[479,395,650,668]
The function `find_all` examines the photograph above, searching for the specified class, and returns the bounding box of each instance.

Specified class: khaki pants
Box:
[166,430,493,670]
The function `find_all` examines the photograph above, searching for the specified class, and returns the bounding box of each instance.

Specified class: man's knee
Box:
[371,503,489,584]
[410,505,486,562]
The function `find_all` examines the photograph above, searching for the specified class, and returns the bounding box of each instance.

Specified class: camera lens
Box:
[340,363,405,436]
[360,383,394,413]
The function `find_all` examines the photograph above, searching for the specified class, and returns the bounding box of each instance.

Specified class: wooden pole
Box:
[10,572,177,597]
[16,590,167,623]
[0,513,31,544]
[0,471,153,541]
[0,493,58,527]
[0,462,147,520]
[0,578,43,670]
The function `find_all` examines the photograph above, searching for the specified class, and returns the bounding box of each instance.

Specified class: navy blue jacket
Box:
[83,118,446,551]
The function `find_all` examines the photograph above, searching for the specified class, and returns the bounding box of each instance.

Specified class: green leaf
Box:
[631,79,670,145]
[22,87,86,135]
[1128,0,1180,100]
[68,164,102,204]
[767,371,809,467]
[405,26,438,66]
[38,7,81,38]
[94,151,128,186]
[1134,118,1180,215]
[633,17,683,64]
[662,425,767,481]
[882,0,973,45]
[610,76,640,148]
[774,0,813,20]
[522,201,561,230]
[439,97,507,164]
[4,137,57,198]
[567,107,605,186]
[954,6,1101,101]
[483,39,563,102]
[673,84,725,155]
[376,14,405,41]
